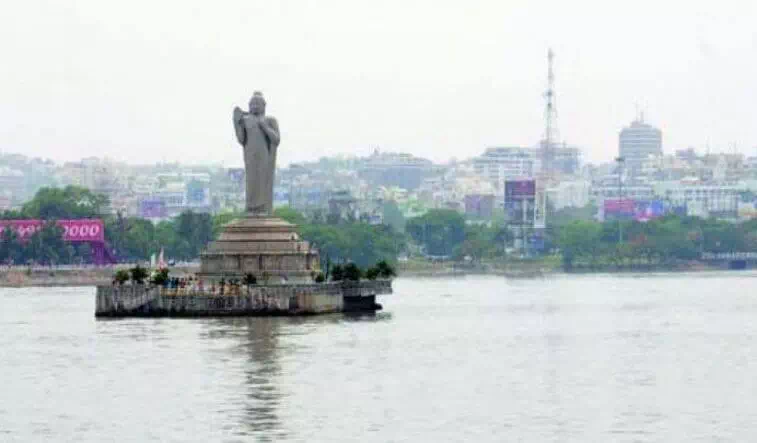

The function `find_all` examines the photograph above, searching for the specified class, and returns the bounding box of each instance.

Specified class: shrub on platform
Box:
[343,263,362,281]
[375,260,396,278]
[130,265,148,284]
[365,267,380,280]
[150,268,169,286]
[114,269,130,285]
[330,265,344,281]
[243,273,257,286]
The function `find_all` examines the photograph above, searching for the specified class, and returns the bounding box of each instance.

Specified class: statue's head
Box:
[248,91,266,116]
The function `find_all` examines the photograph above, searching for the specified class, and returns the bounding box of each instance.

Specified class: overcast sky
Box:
[1,0,756,167]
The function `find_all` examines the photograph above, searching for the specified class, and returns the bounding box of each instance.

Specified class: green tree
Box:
[0,227,24,264]
[74,243,93,264]
[154,220,179,259]
[382,201,406,233]
[330,264,344,281]
[406,209,465,257]
[311,209,325,224]
[701,219,743,253]
[547,203,598,227]
[173,211,213,260]
[556,220,603,270]
[130,265,149,284]
[300,223,402,268]
[106,216,157,261]
[114,269,130,285]
[455,224,498,262]
[375,260,396,278]
[0,210,25,220]
[646,216,698,263]
[25,222,66,265]
[21,186,109,219]
[343,263,362,281]
[273,207,307,225]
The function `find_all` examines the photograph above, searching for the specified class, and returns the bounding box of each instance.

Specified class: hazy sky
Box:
[1,0,756,167]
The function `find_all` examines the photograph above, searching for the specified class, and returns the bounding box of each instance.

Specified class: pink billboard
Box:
[603,199,635,215]
[0,219,105,243]
[603,199,665,222]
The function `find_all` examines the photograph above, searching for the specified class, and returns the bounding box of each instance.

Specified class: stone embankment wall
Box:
[95,280,392,317]
[0,265,199,288]
[0,268,112,287]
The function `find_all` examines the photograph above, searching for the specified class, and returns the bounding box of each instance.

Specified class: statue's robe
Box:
[233,113,280,215]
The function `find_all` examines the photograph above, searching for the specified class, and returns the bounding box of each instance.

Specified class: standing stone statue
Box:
[233,91,281,215]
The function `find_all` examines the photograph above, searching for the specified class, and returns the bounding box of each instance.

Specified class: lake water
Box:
[2,272,757,442]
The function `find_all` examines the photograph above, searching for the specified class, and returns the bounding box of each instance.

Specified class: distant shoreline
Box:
[1,261,751,288]
[0,265,197,288]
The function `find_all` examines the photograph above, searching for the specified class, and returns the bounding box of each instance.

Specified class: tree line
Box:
[1,187,107,264]
[0,186,215,264]
[3,186,757,269]
[554,216,757,270]
[0,186,405,266]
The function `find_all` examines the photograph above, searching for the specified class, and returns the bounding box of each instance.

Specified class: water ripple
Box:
[1,273,757,441]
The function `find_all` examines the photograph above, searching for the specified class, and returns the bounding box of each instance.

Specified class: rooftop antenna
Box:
[634,101,646,124]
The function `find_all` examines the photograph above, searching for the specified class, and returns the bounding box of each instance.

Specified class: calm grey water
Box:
[2,273,757,442]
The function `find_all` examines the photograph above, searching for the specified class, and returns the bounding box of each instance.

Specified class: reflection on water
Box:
[199,312,392,441]
[2,274,757,442]
[236,318,283,440]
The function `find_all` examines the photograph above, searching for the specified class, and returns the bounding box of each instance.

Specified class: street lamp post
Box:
[615,156,625,244]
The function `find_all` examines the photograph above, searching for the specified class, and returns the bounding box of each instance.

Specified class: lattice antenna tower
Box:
[542,48,559,180]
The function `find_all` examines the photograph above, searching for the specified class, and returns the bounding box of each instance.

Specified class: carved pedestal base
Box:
[198,216,320,283]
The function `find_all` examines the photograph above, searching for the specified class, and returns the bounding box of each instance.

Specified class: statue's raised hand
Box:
[233,106,247,145]
[233,106,245,123]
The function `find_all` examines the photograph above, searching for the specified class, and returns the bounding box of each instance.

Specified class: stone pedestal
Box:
[199,216,319,283]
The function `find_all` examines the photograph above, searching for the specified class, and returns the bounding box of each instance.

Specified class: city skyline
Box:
[1,0,756,167]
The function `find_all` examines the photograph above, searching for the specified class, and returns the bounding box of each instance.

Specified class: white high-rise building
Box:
[473,147,538,187]
[619,117,662,175]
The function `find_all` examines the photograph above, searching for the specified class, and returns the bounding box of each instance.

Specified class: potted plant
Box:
[114,269,130,285]
[130,265,149,285]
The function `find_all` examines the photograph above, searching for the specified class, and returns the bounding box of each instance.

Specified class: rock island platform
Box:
[94,215,394,317]
[95,280,392,317]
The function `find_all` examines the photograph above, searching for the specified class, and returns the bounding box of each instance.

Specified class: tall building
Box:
[473,145,581,188]
[358,150,434,191]
[473,147,537,186]
[551,144,582,175]
[619,117,662,175]
[653,180,744,218]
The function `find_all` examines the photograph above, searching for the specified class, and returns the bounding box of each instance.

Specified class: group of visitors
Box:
[162,276,204,294]
[160,277,257,296]
[111,269,273,296]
